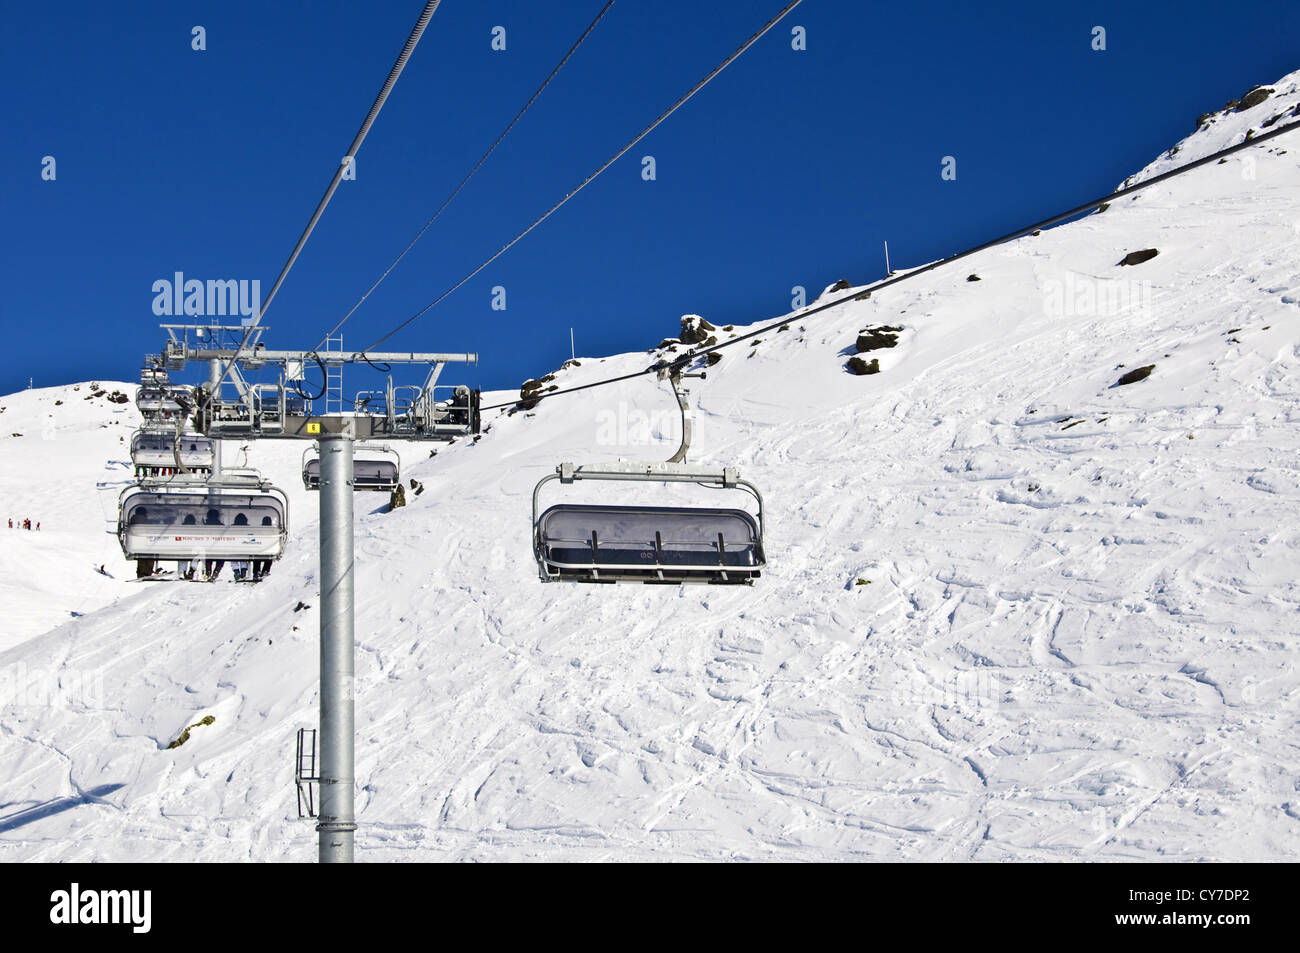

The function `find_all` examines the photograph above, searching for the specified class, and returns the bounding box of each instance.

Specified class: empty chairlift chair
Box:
[302,444,400,492]
[533,462,765,585]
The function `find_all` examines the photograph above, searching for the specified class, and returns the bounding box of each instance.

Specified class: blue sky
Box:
[5,0,1299,399]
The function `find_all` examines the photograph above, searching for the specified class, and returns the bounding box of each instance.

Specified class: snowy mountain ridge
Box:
[2,69,1300,861]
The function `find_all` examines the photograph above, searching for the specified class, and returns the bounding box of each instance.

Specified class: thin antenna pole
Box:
[318,422,356,863]
[884,240,890,275]
[570,328,575,361]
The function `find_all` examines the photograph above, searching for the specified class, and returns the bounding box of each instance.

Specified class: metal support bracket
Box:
[654,365,706,463]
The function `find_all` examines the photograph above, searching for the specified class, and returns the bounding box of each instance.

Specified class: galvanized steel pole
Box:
[207,359,223,480]
[317,421,356,862]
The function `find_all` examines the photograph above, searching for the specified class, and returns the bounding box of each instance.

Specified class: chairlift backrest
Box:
[131,430,215,469]
[302,444,400,491]
[118,485,288,561]
[532,463,765,585]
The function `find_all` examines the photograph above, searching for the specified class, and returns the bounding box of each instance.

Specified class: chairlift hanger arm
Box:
[657,365,704,464]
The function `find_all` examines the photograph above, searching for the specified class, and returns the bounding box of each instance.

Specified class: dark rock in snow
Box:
[679,316,717,345]
[1115,364,1156,386]
[1238,86,1273,110]
[1119,248,1159,266]
[855,326,902,353]
[517,378,542,410]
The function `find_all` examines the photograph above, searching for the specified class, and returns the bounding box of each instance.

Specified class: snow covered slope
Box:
[0,383,141,651]
[3,72,1300,861]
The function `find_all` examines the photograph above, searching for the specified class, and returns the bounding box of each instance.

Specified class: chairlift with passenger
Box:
[130,428,215,478]
[136,383,192,417]
[117,472,289,565]
[140,364,170,386]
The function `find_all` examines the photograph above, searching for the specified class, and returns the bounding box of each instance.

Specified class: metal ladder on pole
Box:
[295,727,319,819]
[324,334,344,415]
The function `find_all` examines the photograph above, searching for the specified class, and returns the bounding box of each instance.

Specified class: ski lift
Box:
[140,364,169,386]
[130,429,215,477]
[136,384,190,416]
[533,462,765,584]
[302,443,400,492]
[117,474,288,563]
[530,364,765,585]
[425,385,480,436]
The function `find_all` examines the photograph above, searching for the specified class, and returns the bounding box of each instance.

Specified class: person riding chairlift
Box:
[248,512,276,581]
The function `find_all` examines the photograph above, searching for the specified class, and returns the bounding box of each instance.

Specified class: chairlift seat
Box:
[353,459,400,490]
[118,487,287,560]
[130,430,215,470]
[537,503,764,584]
[302,446,400,491]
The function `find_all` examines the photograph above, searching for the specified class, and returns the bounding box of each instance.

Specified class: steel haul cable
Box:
[479,116,1300,412]
[208,0,443,403]
[358,0,806,355]
[316,0,618,353]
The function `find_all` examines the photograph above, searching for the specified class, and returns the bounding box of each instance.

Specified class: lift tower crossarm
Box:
[176,349,479,365]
